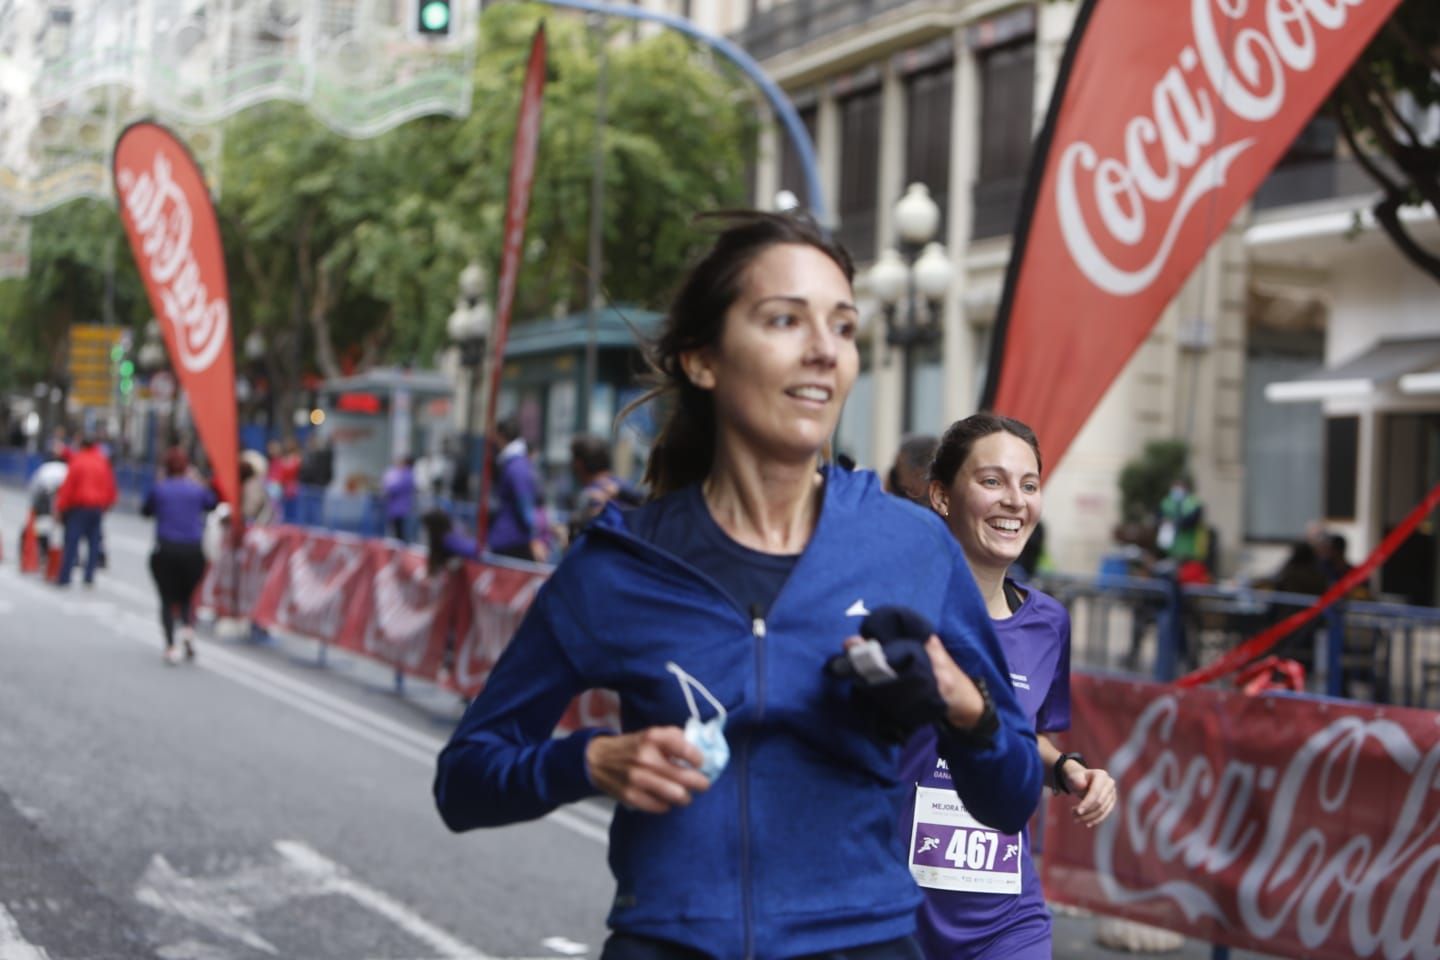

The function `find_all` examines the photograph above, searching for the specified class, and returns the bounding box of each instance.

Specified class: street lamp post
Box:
[866,183,955,434]
[446,262,492,500]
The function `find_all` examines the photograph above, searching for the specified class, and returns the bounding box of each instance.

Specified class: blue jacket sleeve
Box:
[932,557,1044,835]
[433,584,609,831]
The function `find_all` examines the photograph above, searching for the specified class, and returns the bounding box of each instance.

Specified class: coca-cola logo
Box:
[366,557,445,667]
[281,540,366,638]
[1096,693,1440,956]
[1058,0,1374,296]
[451,568,544,693]
[116,152,228,373]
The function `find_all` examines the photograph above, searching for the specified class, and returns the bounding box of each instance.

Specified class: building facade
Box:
[646,0,1436,594]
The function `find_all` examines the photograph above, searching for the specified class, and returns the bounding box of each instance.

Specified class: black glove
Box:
[827,605,949,743]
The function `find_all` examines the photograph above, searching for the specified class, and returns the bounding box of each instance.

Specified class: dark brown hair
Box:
[570,434,612,475]
[930,413,1043,488]
[163,446,189,477]
[625,211,854,496]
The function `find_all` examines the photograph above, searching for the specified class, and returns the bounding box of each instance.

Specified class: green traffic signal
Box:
[111,344,125,361]
[418,0,451,34]
[119,360,135,377]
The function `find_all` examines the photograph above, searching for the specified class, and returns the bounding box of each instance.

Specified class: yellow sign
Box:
[68,323,125,408]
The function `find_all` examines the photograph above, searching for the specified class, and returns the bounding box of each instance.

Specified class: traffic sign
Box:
[68,323,126,409]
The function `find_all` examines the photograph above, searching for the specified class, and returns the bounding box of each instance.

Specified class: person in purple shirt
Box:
[141,447,219,665]
[904,414,1117,959]
[486,417,547,563]
[422,508,480,575]
[382,455,417,541]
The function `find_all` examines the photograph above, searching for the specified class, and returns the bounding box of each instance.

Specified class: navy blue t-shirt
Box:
[643,485,798,619]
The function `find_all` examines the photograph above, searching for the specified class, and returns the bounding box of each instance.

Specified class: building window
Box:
[904,60,953,239]
[778,102,818,205]
[972,37,1034,239]
[837,85,881,257]
[1325,416,1358,520]
[1243,331,1325,540]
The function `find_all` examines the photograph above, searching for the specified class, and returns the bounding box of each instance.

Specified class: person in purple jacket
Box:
[486,417,548,563]
[382,455,417,541]
[905,413,1117,959]
[141,447,219,665]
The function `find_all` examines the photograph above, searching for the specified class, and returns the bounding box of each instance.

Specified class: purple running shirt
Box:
[900,582,1071,960]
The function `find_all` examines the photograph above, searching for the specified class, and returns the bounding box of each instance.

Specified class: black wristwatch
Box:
[1053,752,1086,794]
[940,677,999,749]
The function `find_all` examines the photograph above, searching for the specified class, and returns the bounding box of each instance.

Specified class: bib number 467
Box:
[945,828,998,871]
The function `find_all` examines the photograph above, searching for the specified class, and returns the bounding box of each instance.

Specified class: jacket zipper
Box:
[742,605,765,960]
[588,509,822,958]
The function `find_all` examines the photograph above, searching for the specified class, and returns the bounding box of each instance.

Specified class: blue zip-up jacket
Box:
[435,465,1042,959]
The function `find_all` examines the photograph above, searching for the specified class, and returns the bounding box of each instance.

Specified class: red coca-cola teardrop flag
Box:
[981,0,1402,469]
[112,122,239,507]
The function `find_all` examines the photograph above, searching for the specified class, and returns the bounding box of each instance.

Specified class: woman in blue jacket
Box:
[435,212,1043,960]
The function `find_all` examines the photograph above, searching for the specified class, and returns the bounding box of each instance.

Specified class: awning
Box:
[1264,337,1440,403]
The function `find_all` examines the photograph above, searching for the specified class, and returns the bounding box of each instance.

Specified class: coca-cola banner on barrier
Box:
[336,544,455,678]
[252,532,374,644]
[449,561,548,698]
[113,122,240,506]
[982,0,1401,469]
[198,525,300,618]
[1043,675,1440,959]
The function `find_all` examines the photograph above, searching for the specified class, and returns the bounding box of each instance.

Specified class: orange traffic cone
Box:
[45,542,63,582]
[20,512,38,573]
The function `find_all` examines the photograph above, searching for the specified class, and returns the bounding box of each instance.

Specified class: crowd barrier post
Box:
[1324,604,1346,698]
[1154,577,1184,682]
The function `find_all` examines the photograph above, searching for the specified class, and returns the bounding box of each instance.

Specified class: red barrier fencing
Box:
[1043,674,1440,959]
[198,526,620,731]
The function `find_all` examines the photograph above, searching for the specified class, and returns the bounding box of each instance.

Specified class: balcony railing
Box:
[733,0,922,61]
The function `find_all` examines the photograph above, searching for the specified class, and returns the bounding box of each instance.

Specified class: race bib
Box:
[908,785,1022,895]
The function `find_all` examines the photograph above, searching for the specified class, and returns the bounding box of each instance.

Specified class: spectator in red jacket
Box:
[54,435,117,587]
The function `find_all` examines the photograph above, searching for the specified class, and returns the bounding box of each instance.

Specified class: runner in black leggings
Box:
[141,447,218,665]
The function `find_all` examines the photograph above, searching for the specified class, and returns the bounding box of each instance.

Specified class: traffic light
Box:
[415,0,451,36]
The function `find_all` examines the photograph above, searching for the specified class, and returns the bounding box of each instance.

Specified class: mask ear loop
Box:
[665,661,728,725]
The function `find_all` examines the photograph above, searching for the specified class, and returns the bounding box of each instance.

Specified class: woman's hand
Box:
[585,728,711,814]
[922,636,988,730]
[1062,763,1117,827]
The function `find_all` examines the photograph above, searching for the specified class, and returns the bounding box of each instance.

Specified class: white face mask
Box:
[665,661,730,782]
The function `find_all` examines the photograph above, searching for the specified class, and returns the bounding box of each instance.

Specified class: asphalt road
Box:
[0,485,615,960]
[0,484,1282,960]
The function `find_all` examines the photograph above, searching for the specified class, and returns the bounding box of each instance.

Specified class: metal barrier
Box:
[1034,571,1440,707]
[7,445,1436,707]
[0,449,486,546]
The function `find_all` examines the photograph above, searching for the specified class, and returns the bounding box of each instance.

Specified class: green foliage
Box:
[1118,440,1189,524]
[1328,0,1440,283]
[0,200,146,388]
[1,6,755,403]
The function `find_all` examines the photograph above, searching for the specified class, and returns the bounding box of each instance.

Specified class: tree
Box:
[0,200,145,392]
[0,6,757,419]
[1329,0,1438,283]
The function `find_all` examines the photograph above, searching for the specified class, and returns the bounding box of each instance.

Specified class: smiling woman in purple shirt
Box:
[141,447,219,665]
[902,414,1118,959]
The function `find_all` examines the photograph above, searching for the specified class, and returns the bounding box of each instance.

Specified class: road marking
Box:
[1,563,614,847]
[0,903,51,960]
[276,841,490,959]
[540,937,588,956]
